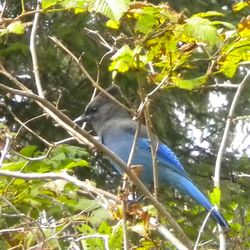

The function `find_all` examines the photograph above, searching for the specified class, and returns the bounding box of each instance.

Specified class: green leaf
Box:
[2,161,28,171]
[41,0,58,8]
[106,19,120,29]
[172,75,207,90]
[0,29,8,37]
[19,145,37,157]
[61,0,85,11]
[64,159,88,170]
[85,0,130,20]
[232,1,250,12]
[238,16,250,38]
[208,187,221,206]
[7,21,25,35]
[184,17,219,46]
[135,6,159,33]
[193,11,224,18]
[91,208,111,226]
[210,21,236,30]
[109,45,133,72]
[219,39,250,78]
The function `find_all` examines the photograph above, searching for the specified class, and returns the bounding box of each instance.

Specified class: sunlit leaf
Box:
[85,0,130,20]
[109,45,133,72]
[232,1,250,12]
[184,17,219,46]
[106,19,120,29]
[2,161,28,171]
[61,0,85,11]
[7,21,25,35]
[65,159,88,169]
[0,28,8,36]
[210,21,236,30]
[135,6,159,33]
[172,75,207,90]
[219,39,250,77]
[208,187,221,206]
[193,11,224,18]
[238,16,250,38]
[41,0,58,8]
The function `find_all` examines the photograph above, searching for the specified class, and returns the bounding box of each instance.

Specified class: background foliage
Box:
[0,0,249,249]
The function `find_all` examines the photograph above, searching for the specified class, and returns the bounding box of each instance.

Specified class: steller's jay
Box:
[76,85,229,229]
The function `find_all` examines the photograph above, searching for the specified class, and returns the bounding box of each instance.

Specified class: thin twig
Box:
[49,36,132,115]
[0,196,47,246]
[0,136,11,168]
[0,170,118,202]
[0,196,25,217]
[234,172,250,178]
[205,83,239,89]
[0,65,30,90]
[71,234,110,250]
[0,1,7,18]
[0,228,25,234]
[149,218,189,250]
[214,71,250,250]
[214,71,250,188]
[138,74,159,201]
[84,28,113,50]
[193,208,215,250]
[8,108,53,147]
[121,121,142,250]
[30,0,44,97]
[13,146,54,161]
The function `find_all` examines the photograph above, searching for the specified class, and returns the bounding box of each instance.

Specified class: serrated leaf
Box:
[85,0,130,20]
[7,21,25,35]
[184,17,218,46]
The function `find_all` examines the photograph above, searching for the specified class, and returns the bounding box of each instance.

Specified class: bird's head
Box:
[75,85,130,133]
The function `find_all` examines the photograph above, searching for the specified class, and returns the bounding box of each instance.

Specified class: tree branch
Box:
[30,0,43,97]
[214,72,250,250]
[214,72,250,188]
[49,36,132,114]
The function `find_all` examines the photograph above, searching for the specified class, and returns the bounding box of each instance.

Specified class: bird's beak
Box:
[74,114,92,123]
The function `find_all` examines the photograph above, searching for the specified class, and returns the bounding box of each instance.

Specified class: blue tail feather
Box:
[165,173,229,229]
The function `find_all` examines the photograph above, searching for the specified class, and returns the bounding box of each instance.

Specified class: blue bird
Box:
[76,85,229,229]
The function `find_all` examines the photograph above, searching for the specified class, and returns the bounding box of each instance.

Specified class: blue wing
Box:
[139,138,188,177]
[137,138,229,229]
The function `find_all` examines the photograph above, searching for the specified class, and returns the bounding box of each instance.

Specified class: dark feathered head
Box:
[75,85,130,133]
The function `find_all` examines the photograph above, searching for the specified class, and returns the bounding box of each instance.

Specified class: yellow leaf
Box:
[238,16,250,38]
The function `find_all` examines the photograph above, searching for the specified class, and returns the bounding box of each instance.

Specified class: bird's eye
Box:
[90,107,97,113]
